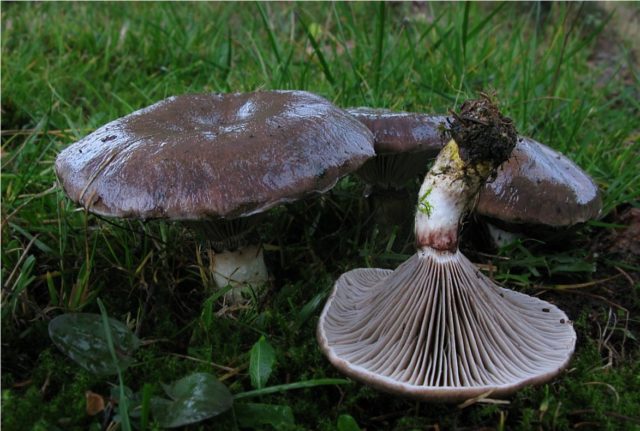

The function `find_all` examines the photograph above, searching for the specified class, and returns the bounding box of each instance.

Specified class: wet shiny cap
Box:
[346,107,448,155]
[477,137,602,226]
[55,91,375,220]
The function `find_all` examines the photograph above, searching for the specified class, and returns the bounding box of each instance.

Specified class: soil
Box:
[447,95,518,169]
[547,205,639,361]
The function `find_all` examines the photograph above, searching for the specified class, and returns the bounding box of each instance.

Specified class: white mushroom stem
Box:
[414,139,489,252]
[211,244,269,303]
[486,222,522,248]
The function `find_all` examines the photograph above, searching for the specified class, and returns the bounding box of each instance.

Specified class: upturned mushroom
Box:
[347,107,601,246]
[318,97,576,402]
[55,90,375,302]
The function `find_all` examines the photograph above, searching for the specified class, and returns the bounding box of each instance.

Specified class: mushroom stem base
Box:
[211,244,269,303]
[485,222,522,248]
[317,248,576,402]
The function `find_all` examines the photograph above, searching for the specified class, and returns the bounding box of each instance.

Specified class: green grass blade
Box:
[297,12,335,86]
[98,298,132,431]
[222,27,233,87]
[140,383,152,430]
[461,1,470,60]
[467,1,506,40]
[256,2,282,64]
[374,1,386,98]
[233,378,350,400]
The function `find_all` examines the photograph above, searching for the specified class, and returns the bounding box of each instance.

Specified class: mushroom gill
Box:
[318,248,575,401]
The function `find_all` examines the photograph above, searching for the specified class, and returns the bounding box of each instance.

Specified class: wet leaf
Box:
[337,414,362,431]
[151,372,233,428]
[85,391,105,416]
[294,292,326,330]
[109,386,141,419]
[48,313,140,375]
[249,336,275,389]
[235,403,294,429]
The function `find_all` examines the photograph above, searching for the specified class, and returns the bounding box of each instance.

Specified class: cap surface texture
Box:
[346,107,448,155]
[477,137,602,226]
[56,91,375,220]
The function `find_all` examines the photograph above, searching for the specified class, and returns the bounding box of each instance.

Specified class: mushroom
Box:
[318,97,576,402]
[475,136,602,246]
[347,107,601,247]
[55,90,375,302]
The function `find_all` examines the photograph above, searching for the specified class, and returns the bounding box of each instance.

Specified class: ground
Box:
[1,2,639,430]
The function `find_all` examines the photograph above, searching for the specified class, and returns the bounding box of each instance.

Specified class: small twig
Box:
[78,150,120,203]
[369,408,414,422]
[549,273,622,290]
[542,288,628,313]
[11,379,32,389]
[603,412,640,425]
[0,127,91,137]
[457,390,508,409]
[168,352,238,373]
[475,263,498,272]
[569,409,640,425]
[218,363,248,382]
[583,381,620,404]
[614,266,636,287]
[468,250,511,261]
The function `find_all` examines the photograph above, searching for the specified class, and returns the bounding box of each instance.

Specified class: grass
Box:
[2,2,639,430]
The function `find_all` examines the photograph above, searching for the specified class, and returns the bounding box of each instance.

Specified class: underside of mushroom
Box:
[318,96,577,401]
[317,248,576,401]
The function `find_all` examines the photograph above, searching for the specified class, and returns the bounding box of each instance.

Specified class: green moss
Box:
[418,187,434,217]
[1,350,103,431]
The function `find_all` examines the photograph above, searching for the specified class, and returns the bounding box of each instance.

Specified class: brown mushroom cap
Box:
[55,91,375,220]
[346,107,448,155]
[477,137,602,226]
[346,108,447,189]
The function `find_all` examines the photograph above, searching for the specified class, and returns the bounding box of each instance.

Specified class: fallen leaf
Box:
[85,391,105,416]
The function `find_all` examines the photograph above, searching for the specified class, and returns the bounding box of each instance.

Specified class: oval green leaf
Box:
[249,336,276,389]
[235,403,294,429]
[152,372,233,428]
[337,414,362,431]
[48,313,140,375]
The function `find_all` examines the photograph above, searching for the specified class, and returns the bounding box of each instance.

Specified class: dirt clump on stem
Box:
[447,95,517,169]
